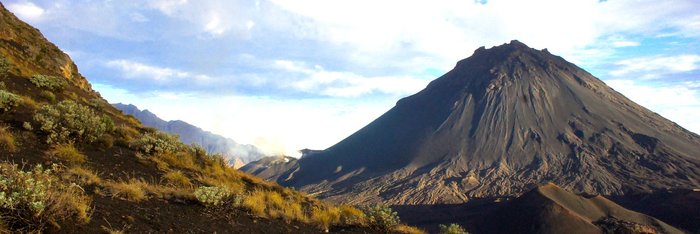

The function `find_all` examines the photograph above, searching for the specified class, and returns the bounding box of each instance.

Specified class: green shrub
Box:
[0,163,91,232]
[362,205,400,229]
[29,75,66,91]
[0,90,21,112]
[131,131,185,155]
[439,223,468,234]
[39,90,56,103]
[34,100,114,144]
[194,186,231,206]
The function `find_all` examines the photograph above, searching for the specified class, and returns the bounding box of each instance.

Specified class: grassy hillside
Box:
[0,2,422,233]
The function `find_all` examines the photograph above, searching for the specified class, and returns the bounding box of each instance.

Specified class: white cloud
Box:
[274,60,429,97]
[106,59,210,82]
[7,2,44,21]
[609,55,700,78]
[605,79,700,133]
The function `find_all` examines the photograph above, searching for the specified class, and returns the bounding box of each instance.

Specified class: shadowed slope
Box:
[479,183,682,234]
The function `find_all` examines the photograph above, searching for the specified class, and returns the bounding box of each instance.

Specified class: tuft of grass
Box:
[105,180,147,202]
[21,95,38,109]
[46,144,86,165]
[39,90,56,103]
[114,125,139,146]
[158,151,197,171]
[242,190,267,217]
[311,206,341,232]
[65,166,101,186]
[97,135,114,149]
[339,205,366,225]
[0,126,17,153]
[163,170,192,187]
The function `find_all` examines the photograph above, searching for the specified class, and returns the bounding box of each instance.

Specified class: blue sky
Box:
[5,0,700,156]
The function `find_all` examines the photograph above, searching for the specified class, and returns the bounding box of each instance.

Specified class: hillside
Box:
[478,183,682,234]
[0,2,421,233]
[113,103,265,167]
[245,40,700,205]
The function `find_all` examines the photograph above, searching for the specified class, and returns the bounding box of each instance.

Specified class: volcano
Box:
[244,40,700,205]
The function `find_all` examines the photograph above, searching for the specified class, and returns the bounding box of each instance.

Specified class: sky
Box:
[4,0,700,156]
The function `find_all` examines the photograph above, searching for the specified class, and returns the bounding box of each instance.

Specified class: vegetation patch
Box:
[194,186,231,206]
[362,205,401,229]
[439,223,468,234]
[0,90,21,112]
[29,74,67,91]
[34,100,114,144]
[131,131,185,155]
[0,163,91,232]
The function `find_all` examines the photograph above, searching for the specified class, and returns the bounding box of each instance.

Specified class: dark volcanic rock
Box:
[244,40,700,205]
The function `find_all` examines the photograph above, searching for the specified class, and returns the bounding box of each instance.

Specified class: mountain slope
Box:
[0,3,405,233]
[479,183,682,234]
[245,40,700,205]
[113,103,265,166]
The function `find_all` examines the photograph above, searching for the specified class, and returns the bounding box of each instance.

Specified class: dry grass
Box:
[0,126,17,153]
[104,180,147,202]
[65,166,102,186]
[393,224,427,234]
[21,95,38,109]
[339,205,366,225]
[159,151,197,170]
[163,170,192,187]
[46,144,86,165]
[242,190,267,217]
[311,206,341,231]
[113,125,138,146]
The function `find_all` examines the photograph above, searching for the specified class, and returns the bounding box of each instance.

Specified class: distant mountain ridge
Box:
[113,103,264,166]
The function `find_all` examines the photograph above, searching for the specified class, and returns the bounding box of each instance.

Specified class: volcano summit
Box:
[244,40,700,205]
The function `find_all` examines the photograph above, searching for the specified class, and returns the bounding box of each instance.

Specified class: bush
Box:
[39,90,56,103]
[363,205,400,229]
[46,144,86,165]
[0,90,21,112]
[163,170,191,187]
[131,131,185,155]
[439,223,467,234]
[34,100,114,144]
[29,75,66,91]
[0,163,91,232]
[194,186,231,206]
[0,126,17,153]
